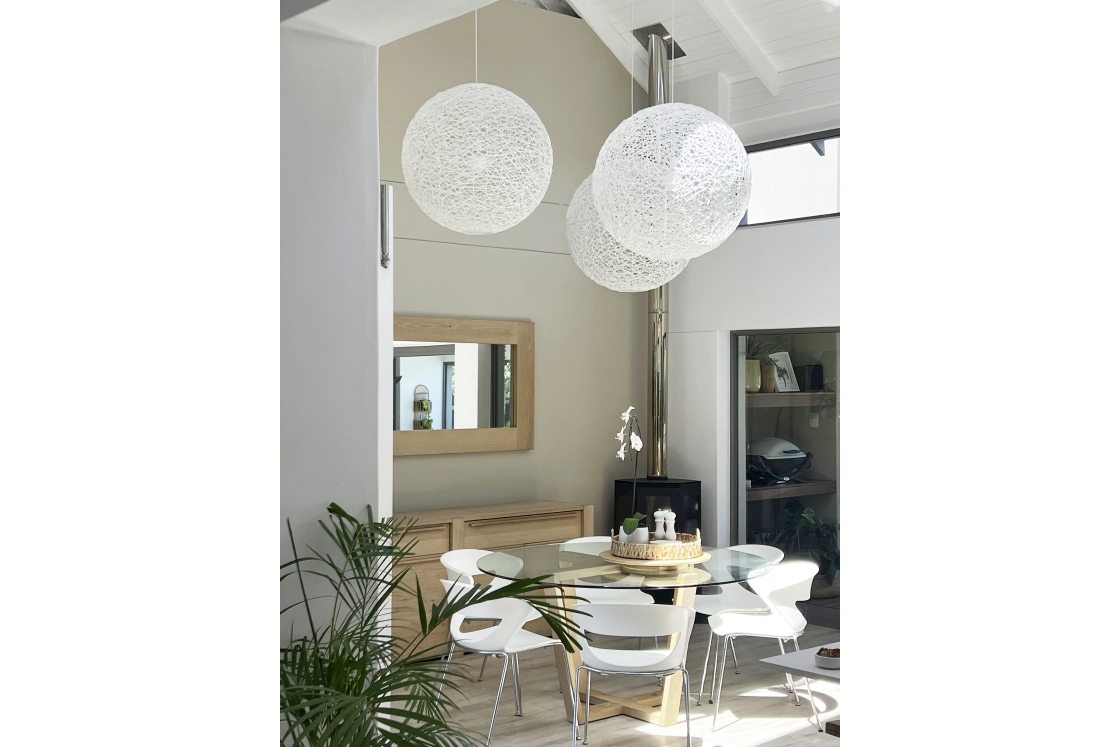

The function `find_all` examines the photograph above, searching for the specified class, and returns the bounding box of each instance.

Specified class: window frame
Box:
[739,128,840,229]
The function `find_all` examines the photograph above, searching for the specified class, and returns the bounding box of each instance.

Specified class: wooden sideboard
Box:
[392,500,594,649]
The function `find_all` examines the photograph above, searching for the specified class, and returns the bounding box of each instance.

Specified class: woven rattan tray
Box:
[609,530,703,561]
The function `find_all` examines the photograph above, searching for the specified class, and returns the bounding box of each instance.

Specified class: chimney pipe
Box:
[646,33,670,478]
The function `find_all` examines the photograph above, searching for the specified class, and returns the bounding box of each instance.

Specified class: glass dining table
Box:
[476,539,775,729]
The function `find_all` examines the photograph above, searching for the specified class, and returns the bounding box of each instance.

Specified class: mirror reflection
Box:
[393,342,513,431]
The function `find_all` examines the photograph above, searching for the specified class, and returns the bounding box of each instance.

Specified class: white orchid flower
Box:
[615,426,627,443]
[630,432,643,451]
[616,444,627,460]
[621,405,635,423]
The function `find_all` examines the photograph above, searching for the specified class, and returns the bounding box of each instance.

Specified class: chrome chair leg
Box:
[777,638,798,701]
[436,641,456,702]
[712,636,729,729]
[790,638,815,721]
[570,665,583,747]
[682,667,692,746]
[583,664,593,745]
[730,638,740,674]
[486,655,510,746]
[478,654,488,681]
[697,629,713,705]
[511,653,523,716]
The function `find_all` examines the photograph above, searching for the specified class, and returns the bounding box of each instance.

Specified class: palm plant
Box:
[280,503,582,747]
[772,500,840,584]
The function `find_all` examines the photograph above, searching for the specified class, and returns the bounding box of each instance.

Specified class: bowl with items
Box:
[815,647,840,669]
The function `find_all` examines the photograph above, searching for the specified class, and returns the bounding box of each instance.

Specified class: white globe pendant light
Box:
[566,175,688,293]
[592,102,751,262]
[401,82,553,235]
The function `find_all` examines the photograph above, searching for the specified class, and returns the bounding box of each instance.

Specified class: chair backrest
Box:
[728,544,785,564]
[440,549,492,585]
[560,536,612,556]
[440,579,535,653]
[571,603,696,670]
[746,560,818,630]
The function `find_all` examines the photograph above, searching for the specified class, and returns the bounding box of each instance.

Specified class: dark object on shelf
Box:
[826,720,840,738]
[794,364,824,392]
[796,596,839,630]
[746,437,813,487]
[613,477,701,538]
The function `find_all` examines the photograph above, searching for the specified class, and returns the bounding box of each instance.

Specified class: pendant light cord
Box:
[630,0,634,116]
[671,0,675,102]
[475,9,478,84]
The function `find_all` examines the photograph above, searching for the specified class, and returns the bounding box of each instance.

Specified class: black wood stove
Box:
[613,477,701,537]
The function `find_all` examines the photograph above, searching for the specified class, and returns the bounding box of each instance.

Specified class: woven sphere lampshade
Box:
[401,83,553,235]
[592,102,751,261]
[566,175,687,293]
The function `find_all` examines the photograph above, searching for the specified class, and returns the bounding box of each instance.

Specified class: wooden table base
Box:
[552,583,697,728]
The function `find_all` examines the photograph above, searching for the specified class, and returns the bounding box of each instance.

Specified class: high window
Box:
[740,130,840,226]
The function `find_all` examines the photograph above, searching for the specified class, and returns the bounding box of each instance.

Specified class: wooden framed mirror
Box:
[393,316,534,456]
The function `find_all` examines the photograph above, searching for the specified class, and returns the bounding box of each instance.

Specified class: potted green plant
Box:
[280,503,582,747]
[771,500,839,598]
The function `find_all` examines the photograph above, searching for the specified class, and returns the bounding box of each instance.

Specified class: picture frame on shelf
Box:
[769,352,799,392]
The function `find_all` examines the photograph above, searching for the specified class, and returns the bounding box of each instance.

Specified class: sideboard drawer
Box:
[463,511,582,550]
[400,523,450,560]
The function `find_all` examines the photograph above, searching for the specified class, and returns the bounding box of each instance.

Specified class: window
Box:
[740,130,839,226]
[442,362,454,430]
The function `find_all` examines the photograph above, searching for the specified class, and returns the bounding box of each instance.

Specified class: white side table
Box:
[759,640,839,733]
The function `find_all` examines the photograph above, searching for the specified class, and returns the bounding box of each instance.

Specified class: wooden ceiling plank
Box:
[751,14,839,45]
[760,25,839,55]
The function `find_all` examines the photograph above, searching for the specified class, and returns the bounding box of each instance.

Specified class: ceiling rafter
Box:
[695,0,781,96]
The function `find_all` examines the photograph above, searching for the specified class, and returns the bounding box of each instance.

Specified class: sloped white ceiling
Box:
[282,0,498,47]
[566,0,839,145]
[281,0,838,145]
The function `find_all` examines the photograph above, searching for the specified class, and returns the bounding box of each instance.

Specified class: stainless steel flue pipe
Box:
[646,33,671,478]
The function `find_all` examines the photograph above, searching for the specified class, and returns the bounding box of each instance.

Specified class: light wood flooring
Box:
[442,622,840,746]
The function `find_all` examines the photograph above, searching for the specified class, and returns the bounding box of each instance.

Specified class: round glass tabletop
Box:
[476,540,774,589]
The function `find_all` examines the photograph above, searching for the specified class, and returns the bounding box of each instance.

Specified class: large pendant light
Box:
[402,83,552,235]
[566,175,687,293]
[592,102,751,262]
[400,11,552,235]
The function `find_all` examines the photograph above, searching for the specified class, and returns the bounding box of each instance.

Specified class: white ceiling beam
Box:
[696,0,781,96]
[717,72,731,122]
[565,0,648,92]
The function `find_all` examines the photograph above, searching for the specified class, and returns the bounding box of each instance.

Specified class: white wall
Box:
[281,27,393,632]
[382,2,649,532]
[667,216,839,546]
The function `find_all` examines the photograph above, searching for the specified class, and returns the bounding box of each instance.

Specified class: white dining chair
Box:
[702,560,822,731]
[559,537,655,607]
[569,603,696,747]
[440,548,539,681]
[693,544,784,682]
[438,579,572,746]
[441,548,508,587]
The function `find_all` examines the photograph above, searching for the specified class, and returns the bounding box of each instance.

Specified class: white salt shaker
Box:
[653,509,667,541]
[663,509,677,541]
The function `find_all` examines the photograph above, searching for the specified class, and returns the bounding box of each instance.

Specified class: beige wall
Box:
[381,1,649,533]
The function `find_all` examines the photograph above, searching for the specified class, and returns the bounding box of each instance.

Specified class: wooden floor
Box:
[443,623,840,746]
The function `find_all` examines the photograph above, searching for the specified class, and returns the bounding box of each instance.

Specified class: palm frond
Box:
[281,503,583,747]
